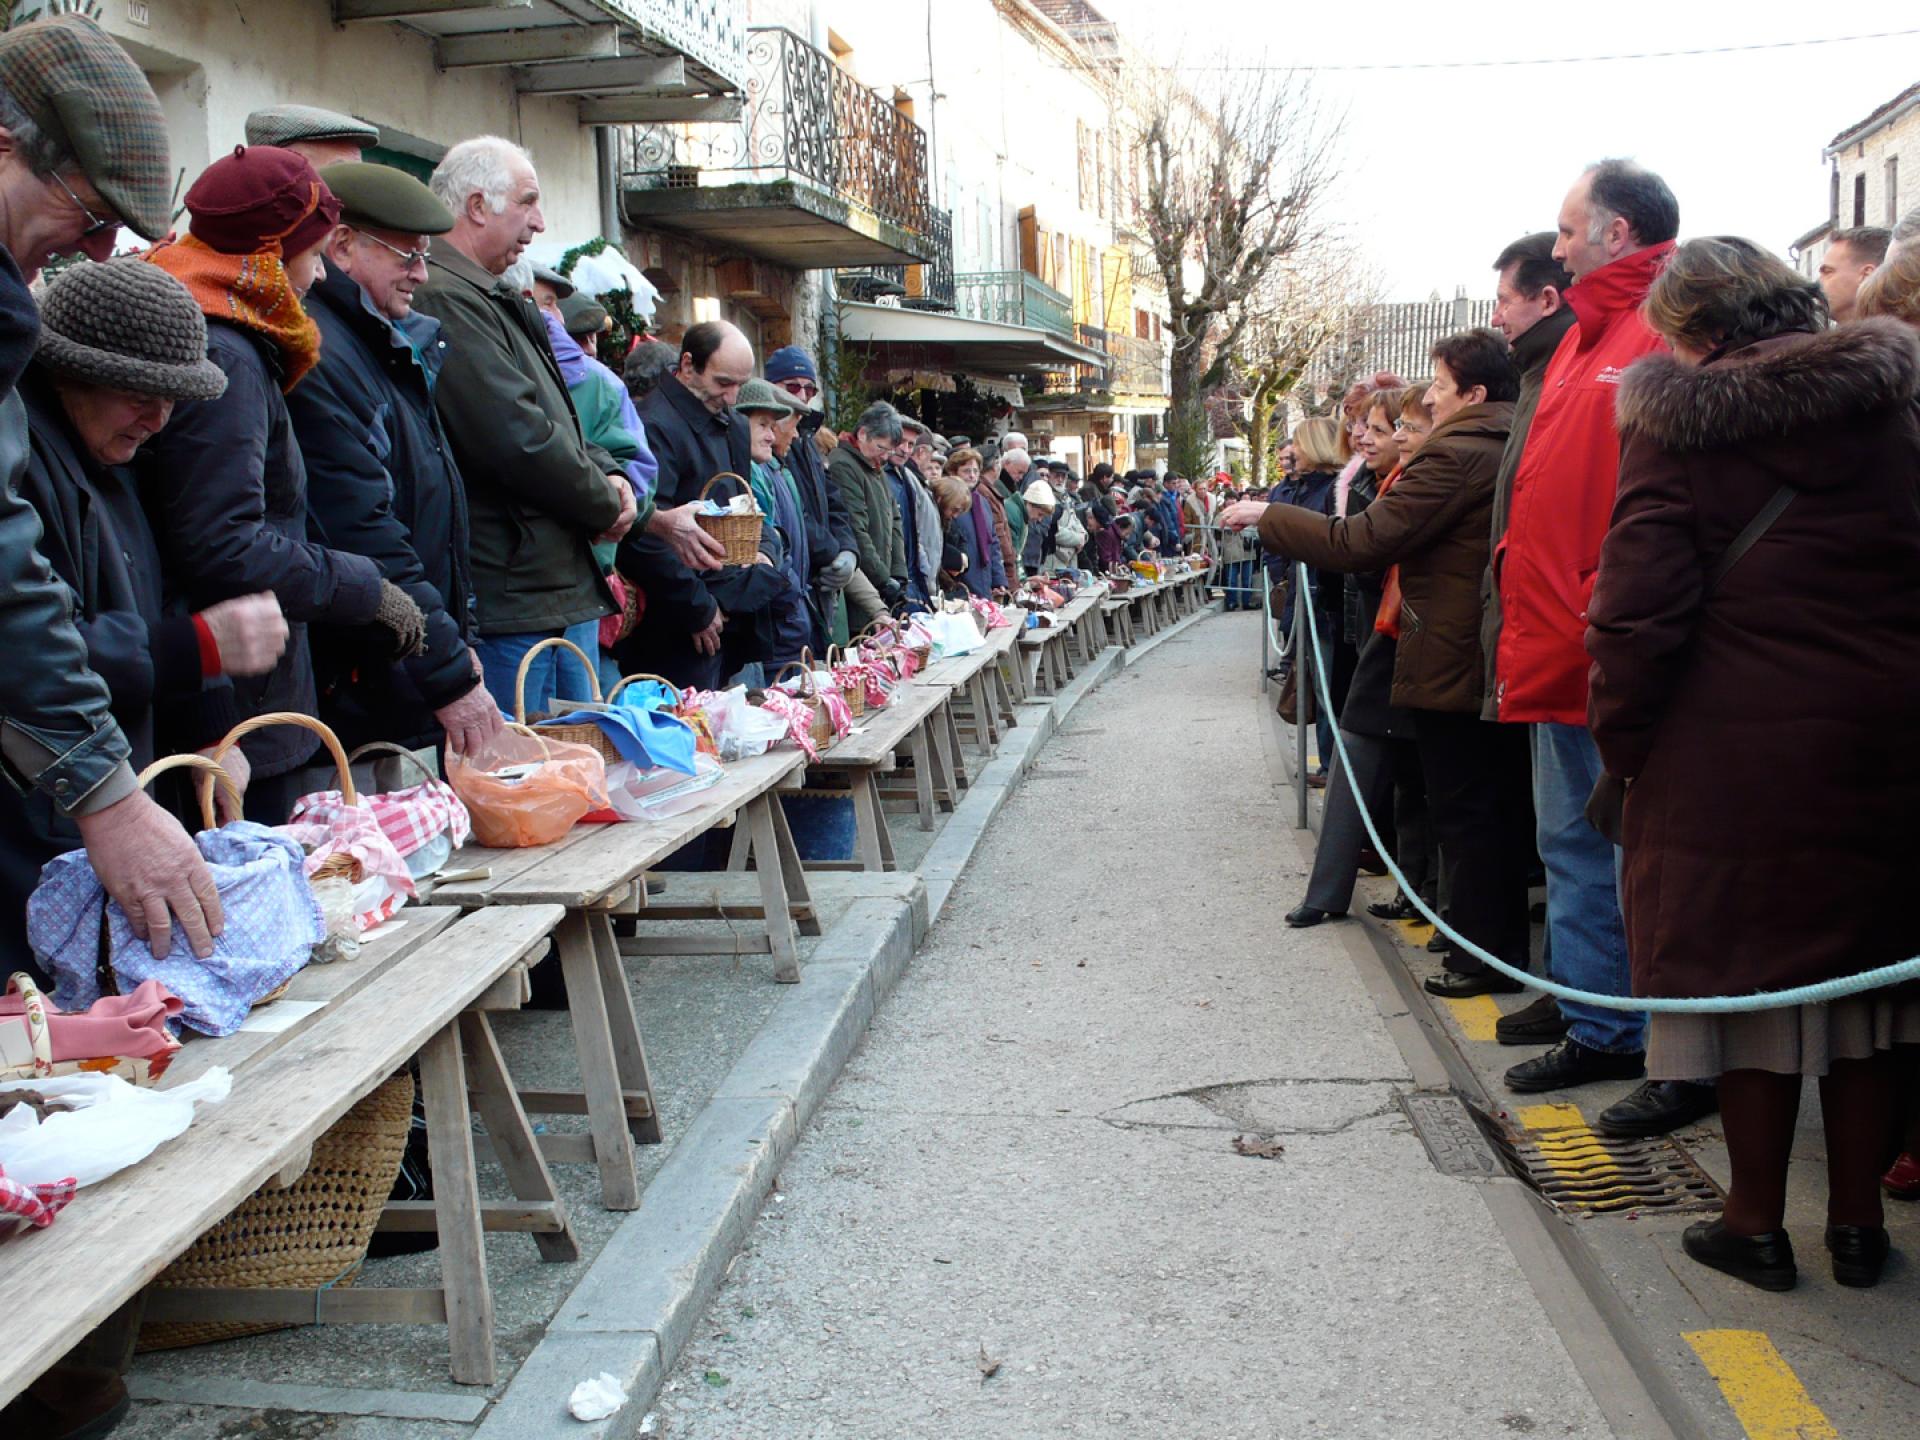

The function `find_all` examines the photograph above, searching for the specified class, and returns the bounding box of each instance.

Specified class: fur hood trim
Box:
[1616,318,1920,452]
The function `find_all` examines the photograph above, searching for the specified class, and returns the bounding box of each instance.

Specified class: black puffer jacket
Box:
[139,320,384,776]
[290,267,480,750]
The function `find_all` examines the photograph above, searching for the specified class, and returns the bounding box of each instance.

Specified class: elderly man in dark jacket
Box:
[290,163,502,757]
[412,135,719,716]
[828,402,909,628]
[765,345,857,647]
[625,320,786,688]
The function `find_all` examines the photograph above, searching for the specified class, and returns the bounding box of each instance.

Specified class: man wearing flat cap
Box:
[287,162,503,759]
[244,103,380,168]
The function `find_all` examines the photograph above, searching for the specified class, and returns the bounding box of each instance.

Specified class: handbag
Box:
[1586,483,1796,843]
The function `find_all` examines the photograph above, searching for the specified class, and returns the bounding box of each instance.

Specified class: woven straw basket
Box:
[137,1070,415,1351]
[694,472,764,566]
[211,713,364,887]
[825,644,866,717]
[771,659,835,753]
[516,636,622,766]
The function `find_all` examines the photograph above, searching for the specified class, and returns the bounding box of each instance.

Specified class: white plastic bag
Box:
[0,1067,232,1188]
[922,610,984,657]
[568,1370,628,1421]
[604,754,725,821]
[697,685,790,761]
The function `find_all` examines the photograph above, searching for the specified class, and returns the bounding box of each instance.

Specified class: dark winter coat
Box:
[290,267,479,750]
[1257,405,1513,714]
[954,491,1006,597]
[139,320,384,776]
[828,437,906,595]
[628,371,751,636]
[410,245,621,636]
[786,408,857,573]
[1588,319,1920,999]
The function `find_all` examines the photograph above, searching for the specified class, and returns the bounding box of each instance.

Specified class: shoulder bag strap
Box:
[1706,484,1796,596]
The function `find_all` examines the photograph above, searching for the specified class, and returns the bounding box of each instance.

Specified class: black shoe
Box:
[1285,903,1344,928]
[1424,968,1525,998]
[1683,1218,1797,1292]
[1368,894,1420,921]
[1596,1080,1719,1139]
[1496,993,1569,1046]
[1426,930,1453,955]
[1504,1037,1646,1093]
[1826,1223,1891,1288]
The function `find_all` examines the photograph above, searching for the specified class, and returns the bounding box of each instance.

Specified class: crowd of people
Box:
[1223,157,1920,1297]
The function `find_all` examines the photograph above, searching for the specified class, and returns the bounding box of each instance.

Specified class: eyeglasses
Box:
[778,380,820,399]
[357,230,432,269]
[51,171,117,240]
[1392,419,1429,435]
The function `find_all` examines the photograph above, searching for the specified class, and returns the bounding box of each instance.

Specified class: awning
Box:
[837,302,1108,372]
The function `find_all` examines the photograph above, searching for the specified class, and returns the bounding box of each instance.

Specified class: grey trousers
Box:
[1304,729,1396,914]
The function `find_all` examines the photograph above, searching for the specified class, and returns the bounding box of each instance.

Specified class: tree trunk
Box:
[1167,338,1210,478]
[1248,380,1276,490]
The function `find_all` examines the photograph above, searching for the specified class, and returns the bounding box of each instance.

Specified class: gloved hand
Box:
[373,579,428,659]
[879,578,905,608]
[818,550,857,591]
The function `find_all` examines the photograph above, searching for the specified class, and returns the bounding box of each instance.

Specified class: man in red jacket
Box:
[1493,161,1700,1121]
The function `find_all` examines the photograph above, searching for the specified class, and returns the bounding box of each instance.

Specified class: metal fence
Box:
[952,269,1074,339]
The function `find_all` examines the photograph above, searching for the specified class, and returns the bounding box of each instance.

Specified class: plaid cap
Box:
[245,104,380,150]
[0,16,172,241]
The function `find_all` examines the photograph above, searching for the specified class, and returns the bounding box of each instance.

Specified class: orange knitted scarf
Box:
[144,234,321,391]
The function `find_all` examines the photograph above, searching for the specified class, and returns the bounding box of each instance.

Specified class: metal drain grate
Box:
[1473,1105,1725,1214]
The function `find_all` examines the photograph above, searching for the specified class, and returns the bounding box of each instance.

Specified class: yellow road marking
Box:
[1516,1103,1585,1130]
[1684,1330,1839,1440]
[1443,994,1502,1043]
[1513,1103,1634,1199]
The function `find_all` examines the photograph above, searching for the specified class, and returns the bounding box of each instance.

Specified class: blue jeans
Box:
[1223,559,1255,609]
[1530,721,1645,1054]
[475,619,603,720]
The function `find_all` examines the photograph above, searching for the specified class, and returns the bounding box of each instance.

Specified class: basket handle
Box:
[770,660,817,700]
[346,741,440,792]
[695,471,753,507]
[512,636,603,723]
[606,671,683,707]
[6,972,56,1078]
[212,712,355,807]
[138,752,245,830]
[502,722,557,762]
[824,644,846,669]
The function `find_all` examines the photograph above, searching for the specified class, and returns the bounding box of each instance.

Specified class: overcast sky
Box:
[1096,1,1920,300]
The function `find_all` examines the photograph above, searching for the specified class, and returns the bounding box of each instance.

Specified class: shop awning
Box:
[837,303,1108,373]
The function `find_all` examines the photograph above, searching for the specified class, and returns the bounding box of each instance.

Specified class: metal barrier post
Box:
[1292,564,1313,830]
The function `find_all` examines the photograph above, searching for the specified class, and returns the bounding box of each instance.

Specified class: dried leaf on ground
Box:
[977,1344,1002,1382]
[1232,1134,1285,1159]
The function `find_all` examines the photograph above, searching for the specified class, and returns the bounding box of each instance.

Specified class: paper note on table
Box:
[237,1000,326,1034]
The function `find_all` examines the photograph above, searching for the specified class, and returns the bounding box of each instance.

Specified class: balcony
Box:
[952,270,1074,342]
[615,26,937,270]
[838,210,955,311]
[1110,332,1170,397]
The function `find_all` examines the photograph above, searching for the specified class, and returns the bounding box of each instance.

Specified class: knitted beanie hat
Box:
[185,146,341,259]
[36,259,229,402]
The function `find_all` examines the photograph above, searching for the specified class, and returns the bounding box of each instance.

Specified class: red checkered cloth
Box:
[0,1162,75,1229]
[290,778,471,861]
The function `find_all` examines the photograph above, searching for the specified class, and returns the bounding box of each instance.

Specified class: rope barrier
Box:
[1290,561,1920,1013]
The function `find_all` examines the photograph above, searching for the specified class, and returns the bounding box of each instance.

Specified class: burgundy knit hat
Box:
[184,145,341,258]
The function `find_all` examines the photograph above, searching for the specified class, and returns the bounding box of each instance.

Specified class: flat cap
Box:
[735,377,799,416]
[245,104,380,150]
[532,264,575,298]
[559,292,608,337]
[319,161,453,235]
[0,16,171,241]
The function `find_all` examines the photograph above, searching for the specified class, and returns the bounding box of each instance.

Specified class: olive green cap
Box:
[559,292,608,336]
[318,162,453,236]
[735,377,799,416]
[531,264,575,298]
[0,16,172,241]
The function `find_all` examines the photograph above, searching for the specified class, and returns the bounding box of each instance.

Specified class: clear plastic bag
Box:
[0,1067,232,1188]
[447,727,610,848]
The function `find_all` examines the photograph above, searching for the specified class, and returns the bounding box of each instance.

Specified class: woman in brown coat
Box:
[1223,329,1536,997]
[1589,237,1920,1292]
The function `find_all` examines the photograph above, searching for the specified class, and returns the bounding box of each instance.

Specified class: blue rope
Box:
[1290,561,1920,1013]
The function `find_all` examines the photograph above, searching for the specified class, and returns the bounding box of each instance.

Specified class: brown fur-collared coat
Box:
[1587,318,1920,998]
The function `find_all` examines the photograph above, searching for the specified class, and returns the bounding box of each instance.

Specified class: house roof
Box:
[1826,80,1920,154]
[1029,0,1112,27]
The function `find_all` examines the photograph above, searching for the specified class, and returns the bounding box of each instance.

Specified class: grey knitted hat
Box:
[36,259,228,402]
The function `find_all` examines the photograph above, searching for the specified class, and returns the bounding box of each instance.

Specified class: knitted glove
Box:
[373,580,428,659]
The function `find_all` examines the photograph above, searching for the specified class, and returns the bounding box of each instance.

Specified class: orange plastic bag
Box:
[446,726,609,848]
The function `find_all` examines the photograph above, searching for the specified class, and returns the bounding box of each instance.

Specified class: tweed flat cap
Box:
[36,259,227,402]
[319,161,453,235]
[244,104,379,150]
[0,16,171,241]
[735,378,798,416]
[532,264,575,298]
[559,293,609,337]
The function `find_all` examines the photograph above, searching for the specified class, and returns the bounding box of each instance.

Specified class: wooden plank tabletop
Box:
[0,903,564,1410]
[811,682,949,768]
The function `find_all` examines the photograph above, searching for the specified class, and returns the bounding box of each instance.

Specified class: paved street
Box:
[650,611,1609,1439]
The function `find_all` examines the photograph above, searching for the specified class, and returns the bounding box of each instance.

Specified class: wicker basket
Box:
[212,713,363,886]
[515,636,621,766]
[137,1070,415,1351]
[694,472,764,567]
[825,644,866,717]
[770,660,835,753]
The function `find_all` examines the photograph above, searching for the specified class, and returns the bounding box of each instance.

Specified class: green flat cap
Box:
[319,162,453,235]
[735,377,799,417]
[245,104,380,149]
[0,15,171,241]
[559,292,609,337]
[532,264,575,298]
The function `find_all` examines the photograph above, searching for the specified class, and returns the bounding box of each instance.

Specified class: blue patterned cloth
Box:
[28,821,324,1037]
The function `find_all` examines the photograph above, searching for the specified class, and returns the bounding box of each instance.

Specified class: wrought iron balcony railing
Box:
[952,269,1074,340]
[616,26,932,241]
[838,209,954,310]
[1110,332,1170,396]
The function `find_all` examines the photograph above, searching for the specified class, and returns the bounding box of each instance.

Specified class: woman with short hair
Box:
[1588,237,1920,1291]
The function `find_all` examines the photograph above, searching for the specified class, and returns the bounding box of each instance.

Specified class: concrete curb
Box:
[476,606,1214,1437]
